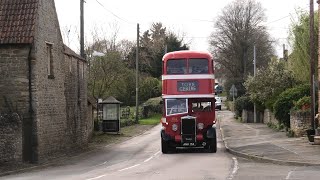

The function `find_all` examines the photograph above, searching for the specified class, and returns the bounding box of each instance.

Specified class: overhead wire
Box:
[93,0,136,26]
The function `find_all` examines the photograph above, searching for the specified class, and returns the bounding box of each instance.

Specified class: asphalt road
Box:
[3,109,320,180]
[2,114,234,180]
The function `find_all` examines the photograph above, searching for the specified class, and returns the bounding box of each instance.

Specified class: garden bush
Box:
[293,96,311,111]
[234,96,254,117]
[142,97,162,118]
[273,84,310,128]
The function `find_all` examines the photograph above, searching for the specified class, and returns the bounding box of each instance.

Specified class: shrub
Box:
[139,77,161,103]
[234,96,254,117]
[273,84,310,128]
[142,97,162,118]
[244,59,296,109]
[293,96,311,111]
[120,119,136,127]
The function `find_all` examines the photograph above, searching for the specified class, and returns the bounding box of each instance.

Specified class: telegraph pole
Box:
[253,45,257,123]
[310,0,315,129]
[317,0,320,129]
[80,0,85,58]
[135,23,140,123]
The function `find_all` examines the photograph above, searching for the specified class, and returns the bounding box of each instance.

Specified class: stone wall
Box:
[242,110,254,123]
[31,0,89,162]
[64,54,89,149]
[0,0,90,164]
[0,44,30,163]
[0,113,22,163]
[0,45,30,117]
[31,0,68,162]
[263,109,278,126]
[290,111,312,137]
[242,110,264,123]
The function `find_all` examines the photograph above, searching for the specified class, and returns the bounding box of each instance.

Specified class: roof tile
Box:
[0,0,38,44]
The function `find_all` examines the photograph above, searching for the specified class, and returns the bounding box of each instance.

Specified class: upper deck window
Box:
[189,58,208,74]
[167,59,187,74]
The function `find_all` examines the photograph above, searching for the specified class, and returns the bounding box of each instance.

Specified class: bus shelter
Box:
[99,96,122,133]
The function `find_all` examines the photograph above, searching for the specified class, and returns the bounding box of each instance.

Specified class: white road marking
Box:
[227,157,239,180]
[86,174,106,180]
[89,150,161,179]
[286,171,293,179]
[144,156,153,163]
[118,164,141,172]
[285,168,297,179]
[144,150,161,163]
[154,151,161,156]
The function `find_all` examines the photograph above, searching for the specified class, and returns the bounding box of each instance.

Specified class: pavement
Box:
[218,109,320,166]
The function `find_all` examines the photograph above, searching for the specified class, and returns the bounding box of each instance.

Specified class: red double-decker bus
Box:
[161,50,217,153]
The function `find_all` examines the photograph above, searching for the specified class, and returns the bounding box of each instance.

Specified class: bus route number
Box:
[177,81,199,92]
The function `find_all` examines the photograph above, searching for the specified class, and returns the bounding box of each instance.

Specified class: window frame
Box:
[165,98,188,116]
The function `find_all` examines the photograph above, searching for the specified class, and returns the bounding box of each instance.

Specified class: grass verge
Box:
[139,114,161,125]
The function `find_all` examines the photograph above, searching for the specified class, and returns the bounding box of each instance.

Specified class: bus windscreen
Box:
[166,59,187,74]
[189,58,208,74]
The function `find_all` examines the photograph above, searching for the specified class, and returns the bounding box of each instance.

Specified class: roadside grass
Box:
[139,114,161,125]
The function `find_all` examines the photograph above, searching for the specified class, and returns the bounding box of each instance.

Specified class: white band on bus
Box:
[162,74,215,80]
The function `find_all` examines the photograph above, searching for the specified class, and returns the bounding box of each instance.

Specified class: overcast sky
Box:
[55,0,313,57]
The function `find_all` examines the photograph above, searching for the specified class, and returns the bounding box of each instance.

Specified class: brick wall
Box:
[0,44,30,163]
[290,111,312,137]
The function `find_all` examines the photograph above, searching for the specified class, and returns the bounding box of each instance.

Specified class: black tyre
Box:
[161,138,169,154]
[208,129,217,153]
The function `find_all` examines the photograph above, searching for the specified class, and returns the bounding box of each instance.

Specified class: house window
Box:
[46,42,54,78]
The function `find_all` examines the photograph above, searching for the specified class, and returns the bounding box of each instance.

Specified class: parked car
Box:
[215,96,222,110]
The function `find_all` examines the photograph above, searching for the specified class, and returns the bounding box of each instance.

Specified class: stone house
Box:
[0,0,92,163]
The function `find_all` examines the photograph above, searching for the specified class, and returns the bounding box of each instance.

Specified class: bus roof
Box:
[162,50,213,61]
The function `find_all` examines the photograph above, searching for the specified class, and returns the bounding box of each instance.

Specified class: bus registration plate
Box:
[177,81,199,92]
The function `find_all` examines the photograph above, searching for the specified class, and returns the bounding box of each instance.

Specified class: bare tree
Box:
[209,0,274,81]
[85,24,130,101]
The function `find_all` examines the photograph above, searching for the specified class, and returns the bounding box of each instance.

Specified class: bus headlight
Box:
[197,123,204,130]
[161,117,167,123]
[172,124,178,131]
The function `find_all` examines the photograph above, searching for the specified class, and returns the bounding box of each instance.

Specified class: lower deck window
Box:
[192,101,212,112]
[166,99,188,116]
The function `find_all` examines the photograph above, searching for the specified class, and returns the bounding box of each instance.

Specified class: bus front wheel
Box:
[207,128,217,153]
[161,138,169,154]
